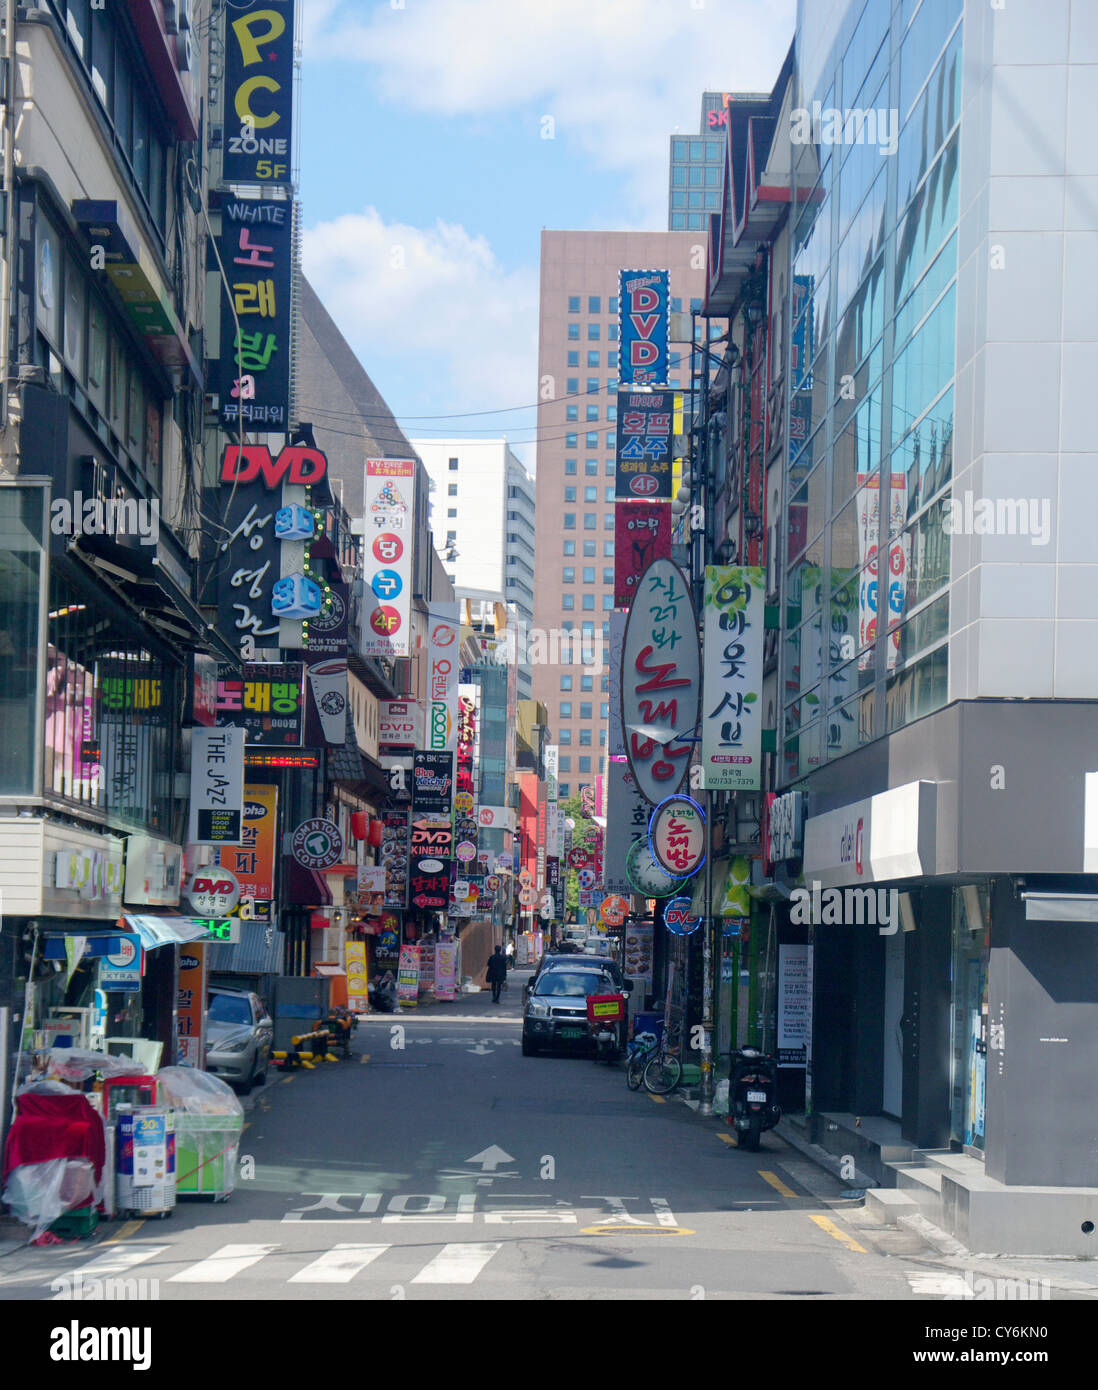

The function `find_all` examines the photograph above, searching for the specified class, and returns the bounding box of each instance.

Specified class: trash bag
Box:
[155,1066,243,1118]
[47,1048,148,1085]
[3,1158,95,1242]
[17,1079,78,1097]
[713,1079,730,1117]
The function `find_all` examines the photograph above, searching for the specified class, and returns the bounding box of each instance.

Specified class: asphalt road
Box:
[0,973,1084,1302]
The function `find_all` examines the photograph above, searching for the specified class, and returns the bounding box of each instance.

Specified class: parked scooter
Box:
[368,971,398,1014]
[728,1047,781,1151]
[587,992,626,1064]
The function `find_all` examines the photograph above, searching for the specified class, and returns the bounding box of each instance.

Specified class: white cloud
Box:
[302,208,540,463]
[300,0,795,225]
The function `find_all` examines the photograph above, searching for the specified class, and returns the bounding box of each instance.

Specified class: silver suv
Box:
[205,988,273,1092]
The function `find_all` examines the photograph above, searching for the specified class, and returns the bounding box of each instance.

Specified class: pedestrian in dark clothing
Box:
[486,946,508,1003]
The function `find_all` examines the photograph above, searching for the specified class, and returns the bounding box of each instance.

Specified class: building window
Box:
[559,783,570,798]
[603,568,613,585]
[582,566,595,583]
[568,352,579,367]
[568,296,580,312]
[608,324,618,341]
[565,458,577,475]
[600,728,607,747]
[609,296,618,314]
[605,432,616,449]
[584,487,597,502]
[448,483,458,495]
[601,674,609,691]
[588,324,600,341]
[560,756,572,773]
[604,487,615,502]
[580,674,593,691]
[603,514,615,530]
[561,677,572,693]
[449,457,459,470]
[447,508,457,518]
[608,351,618,368]
[580,703,592,720]
[584,513,596,530]
[601,702,610,719]
[564,513,576,529]
[588,296,601,313]
[604,541,614,556]
[587,352,600,367]
[671,213,686,229]
[582,594,594,610]
[607,405,617,422]
[564,486,576,502]
[587,377,599,394]
[586,433,599,448]
[583,541,596,557]
[585,459,597,475]
[568,323,580,340]
[560,702,572,718]
[672,166,687,187]
[446,530,456,543]
[579,728,592,746]
[578,757,591,774]
[566,405,578,421]
[559,729,571,745]
[562,594,575,610]
[602,594,614,609]
[566,434,577,447]
[563,540,575,555]
[586,405,599,421]
[567,377,579,393]
[605,460,614,476]
[563,567,575,583]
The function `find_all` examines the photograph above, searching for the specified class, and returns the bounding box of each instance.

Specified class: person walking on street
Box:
[505,938,515,969]
[486,946,508,1003]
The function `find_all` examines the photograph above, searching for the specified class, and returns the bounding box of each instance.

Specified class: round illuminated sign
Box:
[625,839,689,899]
[664,895,702,936]
[291,818,344,871]
[186,866,241,916]
[649,795,706,879]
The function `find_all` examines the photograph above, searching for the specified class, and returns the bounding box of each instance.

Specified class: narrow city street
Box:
[0,975,1070,1304]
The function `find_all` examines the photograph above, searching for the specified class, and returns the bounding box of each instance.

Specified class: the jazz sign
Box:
[621,559,699,804]
[649,795,706,879]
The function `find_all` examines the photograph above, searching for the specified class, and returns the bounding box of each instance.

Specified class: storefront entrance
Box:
[951,886,989,1151]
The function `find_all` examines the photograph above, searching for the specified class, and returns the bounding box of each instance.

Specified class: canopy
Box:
[122,916,212,949]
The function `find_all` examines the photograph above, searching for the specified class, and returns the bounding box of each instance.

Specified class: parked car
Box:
[205,988,273,1092]
[527,952,633,997]
[522,966,618,1056]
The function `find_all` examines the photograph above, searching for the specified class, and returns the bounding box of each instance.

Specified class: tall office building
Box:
[533,231,708,799]
[668,92,771,230]
[411,438,536,698]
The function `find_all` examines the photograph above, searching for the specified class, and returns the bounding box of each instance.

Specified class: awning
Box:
[313,965,345,978]
[1022,893,1098,923]
[122,916,212,949]
[42,933,126,961]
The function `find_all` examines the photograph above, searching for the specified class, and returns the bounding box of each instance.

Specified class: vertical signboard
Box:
[345,940,368,1012]
[408,819,452,911]
[426,607,460,753]
[614,501,672,607]
[188,727,245,846]
[396,944,420,1007]
[363,459,416,657]
[777,943,810,1068]
[615,391,675,500]
[412,751,454,816]
[381,809,410,909]
[219,784,278,920]
[435,941,457,1002]
[176,944,208,1067]
[221,0,295,186]
[618,269,669,386]
[701,566,765,791]
[604,760,651,893]
[218,198,293,433]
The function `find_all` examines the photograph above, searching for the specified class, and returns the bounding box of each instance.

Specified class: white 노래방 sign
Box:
[701,566,765,791]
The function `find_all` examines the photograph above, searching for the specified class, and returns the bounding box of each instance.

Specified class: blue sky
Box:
[297,0,794,469]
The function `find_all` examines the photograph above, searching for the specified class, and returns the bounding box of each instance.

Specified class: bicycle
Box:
[642,1021,684,1096]
[624,1031,659,1091]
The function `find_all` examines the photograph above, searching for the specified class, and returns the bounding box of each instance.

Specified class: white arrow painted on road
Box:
[465,1145,516,1171]
[467,1043,494,1055]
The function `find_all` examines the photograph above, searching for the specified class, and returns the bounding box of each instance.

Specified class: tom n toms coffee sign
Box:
[291,818,343,871]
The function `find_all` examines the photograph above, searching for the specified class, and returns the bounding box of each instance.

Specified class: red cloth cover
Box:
[2,1093,106,1190]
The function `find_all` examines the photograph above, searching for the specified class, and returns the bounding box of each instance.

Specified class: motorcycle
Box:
[586,992,626,1065]
[368,971,398,1014]
[728,1046,781,1151]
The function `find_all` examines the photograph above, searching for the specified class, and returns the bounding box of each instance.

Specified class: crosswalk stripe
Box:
[907,1271,972,1298]
[411,1243,503,1285]
[47,1245,166,1294]
[169,1244,279,1283]
[288,1245,390,1283]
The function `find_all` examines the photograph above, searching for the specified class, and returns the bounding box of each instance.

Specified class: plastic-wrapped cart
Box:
[156,1067,243,1201]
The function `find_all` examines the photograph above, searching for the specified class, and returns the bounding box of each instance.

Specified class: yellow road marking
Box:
[648,1094,666,1104]
[103,1220,145,1243]
[360,1053,371,1065]
[580,1224,695,1236]
[809,1213,867,1253]
[759,1169,798,1198]
[718,1132,737,1147]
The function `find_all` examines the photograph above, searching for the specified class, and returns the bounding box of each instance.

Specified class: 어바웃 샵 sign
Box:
[701,566,765,791]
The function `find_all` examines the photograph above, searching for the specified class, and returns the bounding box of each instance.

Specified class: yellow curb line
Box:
[648,1094,666,1104]
[808,1213,867,1253]
[759,1169,798,1198]
[103,1219,145,1244]
[718,1132,737,1147]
